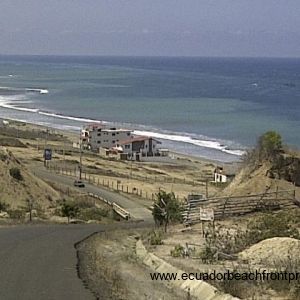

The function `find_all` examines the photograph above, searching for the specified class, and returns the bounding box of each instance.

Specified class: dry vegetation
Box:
[0,146,59,210]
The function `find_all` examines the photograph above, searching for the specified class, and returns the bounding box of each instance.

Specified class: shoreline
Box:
[0,116,242,164]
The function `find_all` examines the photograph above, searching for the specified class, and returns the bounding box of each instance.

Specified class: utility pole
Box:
[43,127,49,167]
[63,139,66,170]
[79,128,83,180]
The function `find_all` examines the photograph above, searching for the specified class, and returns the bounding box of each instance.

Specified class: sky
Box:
[0,0,300,57]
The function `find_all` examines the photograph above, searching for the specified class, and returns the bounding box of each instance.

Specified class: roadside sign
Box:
[44,148,52,161]
[200,208,214,221]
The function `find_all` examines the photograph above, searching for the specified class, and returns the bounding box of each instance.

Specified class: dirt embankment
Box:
[76,229,188,300]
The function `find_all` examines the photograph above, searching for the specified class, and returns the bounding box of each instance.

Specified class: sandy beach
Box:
[0,118,238,204]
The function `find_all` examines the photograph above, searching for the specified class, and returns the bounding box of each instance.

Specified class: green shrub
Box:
[152,190,183,232]
[148,230,164,245]
[199,245,218,263]
[61,202,80,223]
[0,201,10,212]
[9,167,23,181]
[170,244,184,257]
[8,209,26,220]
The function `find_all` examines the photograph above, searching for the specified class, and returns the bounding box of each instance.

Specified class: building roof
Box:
[83,123,107,130]
[102,128,132,132]
[215,165,237,176]
[118,136,161,145]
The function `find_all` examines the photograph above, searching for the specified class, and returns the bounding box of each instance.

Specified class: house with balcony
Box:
[81,123,132,151]
[118,136,161,158]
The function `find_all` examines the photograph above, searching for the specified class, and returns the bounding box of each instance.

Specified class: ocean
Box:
[0,55,299,162]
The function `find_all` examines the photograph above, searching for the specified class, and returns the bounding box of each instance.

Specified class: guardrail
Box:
[88,192,130,220]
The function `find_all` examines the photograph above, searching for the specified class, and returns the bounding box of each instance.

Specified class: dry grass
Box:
[0,147,59,209]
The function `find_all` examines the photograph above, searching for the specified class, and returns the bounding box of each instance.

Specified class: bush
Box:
[152,190,183,232]
[0,201,10,212]
[9,167,23,181]
[61,202,80,223]
[170,244,184,257]
[8,209,26,220]
[148,230,163,245]
[207,212,300,258]
[199,245,218,263]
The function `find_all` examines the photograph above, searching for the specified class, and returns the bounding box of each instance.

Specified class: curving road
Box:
[0,165,153,299]
[32,166,152,221]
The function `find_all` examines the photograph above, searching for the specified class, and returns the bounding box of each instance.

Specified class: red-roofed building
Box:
[118,136,161,157]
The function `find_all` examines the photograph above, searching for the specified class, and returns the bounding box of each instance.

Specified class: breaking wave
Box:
[0,89,245,157]
[133,130,245,156]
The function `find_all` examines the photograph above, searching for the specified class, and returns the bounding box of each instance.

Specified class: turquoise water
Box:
[0,56,299,162]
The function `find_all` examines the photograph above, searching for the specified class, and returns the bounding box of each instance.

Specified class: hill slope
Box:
[0,147,60,210]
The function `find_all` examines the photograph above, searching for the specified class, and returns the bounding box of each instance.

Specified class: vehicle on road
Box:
[74,180,85,188]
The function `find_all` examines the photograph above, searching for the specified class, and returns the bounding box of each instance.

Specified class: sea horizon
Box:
[0,55,299,162]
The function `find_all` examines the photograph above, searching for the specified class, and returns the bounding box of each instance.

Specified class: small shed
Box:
[214,166,236,183]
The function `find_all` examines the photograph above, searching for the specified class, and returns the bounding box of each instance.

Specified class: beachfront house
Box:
[118,136,161,158]
[213,166,235,183]
[81,123,132,151]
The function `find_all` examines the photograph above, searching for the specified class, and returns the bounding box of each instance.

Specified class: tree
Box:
[152,191,183,232]
[61,202,79,223]
[257,131,282,161]
[244,131,283,165]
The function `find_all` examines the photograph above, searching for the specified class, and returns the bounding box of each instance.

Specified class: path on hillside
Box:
[32,165,152,221]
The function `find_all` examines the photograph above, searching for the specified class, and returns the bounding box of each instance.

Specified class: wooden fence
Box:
[47,164,165,202]
[183,189,298,224]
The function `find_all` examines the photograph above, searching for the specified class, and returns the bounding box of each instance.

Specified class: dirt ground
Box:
[2,120,231,203]
[77,228,189,300]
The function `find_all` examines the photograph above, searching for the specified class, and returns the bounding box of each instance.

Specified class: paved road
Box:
[0,224,103,300]
[32,166,152,221]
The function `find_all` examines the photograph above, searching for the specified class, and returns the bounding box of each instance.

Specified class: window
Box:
[112,133,115,136]
[127,132,130,136]
[125,144,130,149]
[97,141,101,144]
[112,140,115,144]
[97,133,101,136]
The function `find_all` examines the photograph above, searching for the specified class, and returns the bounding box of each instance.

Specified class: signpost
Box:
[44,148,52,166]
[200,208,214,221]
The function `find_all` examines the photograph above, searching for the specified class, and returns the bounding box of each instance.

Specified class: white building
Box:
[81,123,132,151]
[214,166,235,183]
[118,136,161,157]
